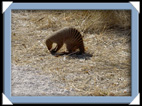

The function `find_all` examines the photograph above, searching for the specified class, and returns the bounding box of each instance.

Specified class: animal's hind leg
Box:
[78,42,85,54]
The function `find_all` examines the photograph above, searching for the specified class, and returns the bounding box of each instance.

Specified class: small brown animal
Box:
[45,27,85,55]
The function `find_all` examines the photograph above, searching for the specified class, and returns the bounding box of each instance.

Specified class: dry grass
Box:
[11,10,131,96]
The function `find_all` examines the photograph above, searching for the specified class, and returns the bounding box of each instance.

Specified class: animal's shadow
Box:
[53,52,93,60]
[68,52,93,60]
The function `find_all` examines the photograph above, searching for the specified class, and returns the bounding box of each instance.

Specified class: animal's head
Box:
[45,39,52,51]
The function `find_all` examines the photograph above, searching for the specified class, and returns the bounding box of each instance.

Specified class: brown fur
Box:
[45,27,85,55]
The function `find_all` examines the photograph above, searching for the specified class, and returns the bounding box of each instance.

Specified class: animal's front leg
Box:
[50,47,57,54]
[50,43,63,55]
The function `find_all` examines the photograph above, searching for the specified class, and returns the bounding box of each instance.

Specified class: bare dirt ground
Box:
[11,10,131,96]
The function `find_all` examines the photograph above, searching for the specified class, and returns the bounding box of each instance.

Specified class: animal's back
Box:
[46,27,85,55]
[47,27,71,43]
[63,27,85,53]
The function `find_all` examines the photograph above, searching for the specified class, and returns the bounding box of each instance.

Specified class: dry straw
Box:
[11,10,131,96]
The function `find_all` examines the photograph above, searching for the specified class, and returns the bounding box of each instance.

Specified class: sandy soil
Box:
[11,64,78,96]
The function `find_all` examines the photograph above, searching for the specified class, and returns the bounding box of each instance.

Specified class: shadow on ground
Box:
[54,52,93,60]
